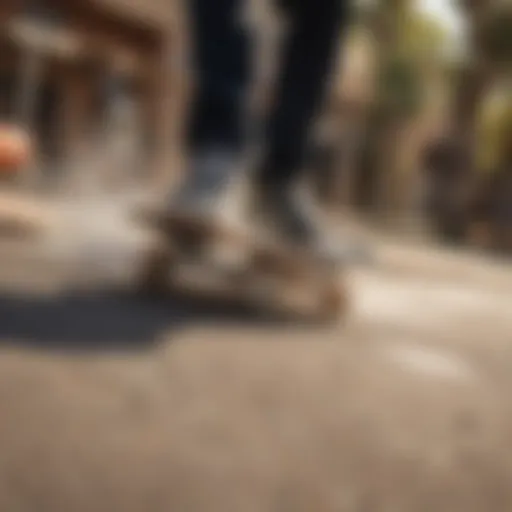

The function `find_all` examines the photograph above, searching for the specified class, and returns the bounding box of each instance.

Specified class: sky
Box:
[417,0,463,35]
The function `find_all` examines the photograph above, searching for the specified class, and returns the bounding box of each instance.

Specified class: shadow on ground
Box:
[0,287,297,353]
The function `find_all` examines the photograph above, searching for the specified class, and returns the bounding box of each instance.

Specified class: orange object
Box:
[0,125,31,172]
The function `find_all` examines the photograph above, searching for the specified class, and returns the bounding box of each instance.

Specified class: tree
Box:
[354,0,448,217]
[423,0,512,243]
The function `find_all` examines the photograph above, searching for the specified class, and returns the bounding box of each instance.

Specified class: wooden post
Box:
[332,102,366,210]
[152,27,187,193]
[16,47,42,130]
[60,72,90,161]
[15,45,44,189]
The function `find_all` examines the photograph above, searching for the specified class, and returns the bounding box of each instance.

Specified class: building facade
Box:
[0,0,182,187]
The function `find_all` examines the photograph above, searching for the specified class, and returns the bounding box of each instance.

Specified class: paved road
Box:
[0,197,511,512]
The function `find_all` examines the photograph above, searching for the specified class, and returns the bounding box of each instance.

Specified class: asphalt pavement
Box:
[0,194,511,512]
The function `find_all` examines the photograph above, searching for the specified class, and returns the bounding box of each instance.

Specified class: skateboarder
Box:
[169,0,352,261]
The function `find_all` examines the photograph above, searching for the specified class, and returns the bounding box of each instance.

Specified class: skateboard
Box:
[135,207,347,323]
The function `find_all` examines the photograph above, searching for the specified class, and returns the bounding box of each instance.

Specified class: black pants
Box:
[187,0,349,186]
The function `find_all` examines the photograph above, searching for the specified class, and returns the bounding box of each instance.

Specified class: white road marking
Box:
[385,342,476,383]
[354,274,511,330]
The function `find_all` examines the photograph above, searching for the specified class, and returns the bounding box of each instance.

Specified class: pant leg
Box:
[187,0,252,153]
[259,0,351,186]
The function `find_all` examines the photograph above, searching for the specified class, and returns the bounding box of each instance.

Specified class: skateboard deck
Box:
[136,207,347,323]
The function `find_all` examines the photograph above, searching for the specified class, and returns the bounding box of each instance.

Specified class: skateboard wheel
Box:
[315,281,346,323]
[137,243,174,296]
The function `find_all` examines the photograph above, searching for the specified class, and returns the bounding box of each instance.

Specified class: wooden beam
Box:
[6,17,84,58]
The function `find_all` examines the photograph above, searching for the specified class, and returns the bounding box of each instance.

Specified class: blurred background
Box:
[0,0,511,253]
[0,3,512,511]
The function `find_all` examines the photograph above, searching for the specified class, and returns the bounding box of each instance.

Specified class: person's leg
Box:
[187,0,251,152]
[259,0,349,187]
[251,0,350,252]
[171,0,252,212]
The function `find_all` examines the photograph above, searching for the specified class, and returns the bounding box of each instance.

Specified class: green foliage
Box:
[477,90,512,172]
[376,56,423,118]
[399,10,448,65]
[370,0,448,119]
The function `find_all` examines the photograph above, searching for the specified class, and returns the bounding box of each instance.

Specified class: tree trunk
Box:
[440,0,495,238]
